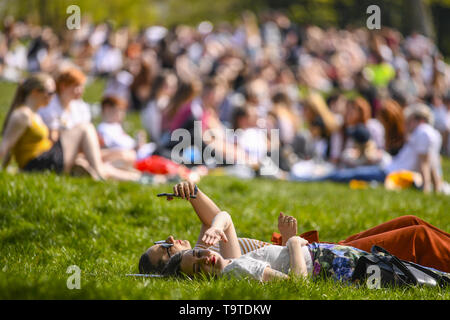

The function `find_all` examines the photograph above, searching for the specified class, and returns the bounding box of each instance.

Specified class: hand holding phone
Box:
[157,193,197,199]
[159,181,198,200]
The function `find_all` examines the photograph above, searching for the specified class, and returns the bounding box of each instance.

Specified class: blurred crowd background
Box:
[0,0,450,193]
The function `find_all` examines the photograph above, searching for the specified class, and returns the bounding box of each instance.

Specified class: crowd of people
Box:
[1,11,450,193]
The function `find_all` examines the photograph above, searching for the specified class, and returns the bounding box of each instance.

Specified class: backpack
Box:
[351,245,450,288]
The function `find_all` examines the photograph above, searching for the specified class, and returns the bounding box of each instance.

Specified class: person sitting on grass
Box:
[139,181,450,275]
[37,67,137,173]
[97,95,155,169]
[0,73,141,182]
[161,209,450,284]
[291,103,443,194]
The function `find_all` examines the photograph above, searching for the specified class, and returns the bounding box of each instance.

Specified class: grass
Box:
[0,80,449,299]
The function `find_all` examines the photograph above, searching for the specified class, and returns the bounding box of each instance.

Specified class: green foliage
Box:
[2,0,450,56]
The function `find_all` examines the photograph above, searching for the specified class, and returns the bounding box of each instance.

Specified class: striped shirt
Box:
[195,238,271,254]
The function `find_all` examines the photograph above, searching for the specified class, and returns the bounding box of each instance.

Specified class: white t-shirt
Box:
[236,128,269,162]
[367,118,385,150]
[385,123,442,175]
[221,245,312,281]
[141,97,169,144]
[97,122,136,150]
[38,95,91,130]
[93,44,123,74]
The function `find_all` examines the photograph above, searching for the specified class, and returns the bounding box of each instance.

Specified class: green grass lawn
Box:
[0,80,449,299]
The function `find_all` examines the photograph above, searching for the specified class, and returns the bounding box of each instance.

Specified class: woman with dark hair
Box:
[162,79,201,131]
[141,70,178,145]
[376,99,406,156]
[138,181,272,274]
[161,208,450,283]
[140,181,450,277]
[129,60,154,111]
[157,78,202,151]
[344,96,385,152]
[0,73,141,181]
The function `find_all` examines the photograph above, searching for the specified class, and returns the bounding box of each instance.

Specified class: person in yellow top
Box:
[0,73,141,181]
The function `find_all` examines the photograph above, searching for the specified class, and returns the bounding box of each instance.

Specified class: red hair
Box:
[56,68,86,94]
[101,95,128,111]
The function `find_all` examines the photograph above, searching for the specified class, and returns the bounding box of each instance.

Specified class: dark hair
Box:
[148,71,169,101]
[376,99,405,154]
[272,91,291,106]
[348,96,371,124]
[346,124,371,144]
[138,251,165,274]
[161,250,188,277]
[231,106,248,130]
[2,73,53,135]
[165,80,199,119]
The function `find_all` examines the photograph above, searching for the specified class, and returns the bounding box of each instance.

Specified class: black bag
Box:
[351,245,450,288]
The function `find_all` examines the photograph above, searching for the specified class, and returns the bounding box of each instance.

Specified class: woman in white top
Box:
[160,182,450,284]
[138,181,273,275]
[162,209,450,284]
[161,208,374,282]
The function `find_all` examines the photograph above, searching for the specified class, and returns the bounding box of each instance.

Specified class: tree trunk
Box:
[404,0,435,39]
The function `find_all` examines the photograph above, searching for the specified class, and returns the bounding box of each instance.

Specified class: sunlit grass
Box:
[0,80,449,299]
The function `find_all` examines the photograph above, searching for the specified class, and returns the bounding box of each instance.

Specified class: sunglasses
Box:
[40,89,56,97]
[154,240,174,258]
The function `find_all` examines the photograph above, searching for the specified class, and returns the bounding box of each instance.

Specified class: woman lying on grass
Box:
[139,181,450,275]
[161,210,450,284]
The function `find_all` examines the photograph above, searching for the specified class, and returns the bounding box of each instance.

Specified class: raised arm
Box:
[169,181,232,250]
[171,181,221,226]
[201,211,241,259]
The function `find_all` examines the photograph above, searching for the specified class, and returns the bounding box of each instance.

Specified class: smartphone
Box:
[126,274,164,278]
[157,193,197,199]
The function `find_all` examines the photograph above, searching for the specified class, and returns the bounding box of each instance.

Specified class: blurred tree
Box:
[1,0,450,56]
[403,0,435,39]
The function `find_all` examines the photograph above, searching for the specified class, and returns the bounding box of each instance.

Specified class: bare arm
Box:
[170,181,223,249]
[287,236,308,278]
[0,110,30,168]
[49,129,59,143]
[262,266,289,281]
[172,181,221,226]
[430,165,442,193]
[202,211,241,259]
[418,153,432,193]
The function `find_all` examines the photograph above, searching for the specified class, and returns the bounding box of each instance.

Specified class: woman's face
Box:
[103,106,126,123]
[60,83,85,101]
[147,236,191,268]
[179,249,225,277]
[34,78,56,108]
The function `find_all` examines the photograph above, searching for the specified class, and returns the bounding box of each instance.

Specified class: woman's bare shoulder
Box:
[10,107,32,125]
